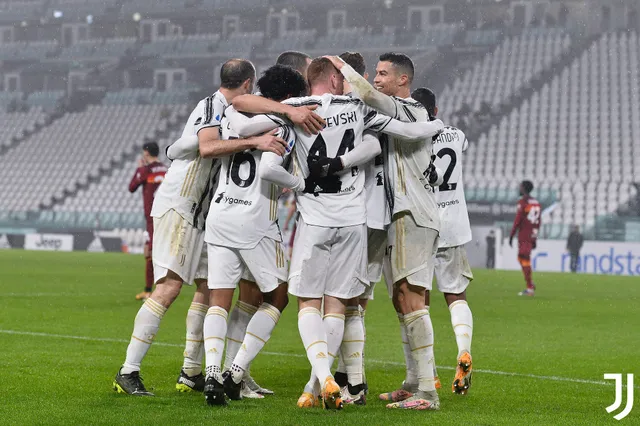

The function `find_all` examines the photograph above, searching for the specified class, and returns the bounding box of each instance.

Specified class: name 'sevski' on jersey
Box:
[433,126,472,248]
[283,94,392,228]
[204,112,295,249]
[150,91,225,230]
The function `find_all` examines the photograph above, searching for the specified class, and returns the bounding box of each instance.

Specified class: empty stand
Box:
[54,129,180,214]
[464,31,640,229]
[440,30,572,122]
[0,104,185,211]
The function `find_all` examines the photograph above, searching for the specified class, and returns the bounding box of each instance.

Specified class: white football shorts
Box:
[288,218,368,300]
[360,228,387,300]
[206,237,288,293]
[385,212,439,295]
[433,245,473,294]
[152,209,207,285]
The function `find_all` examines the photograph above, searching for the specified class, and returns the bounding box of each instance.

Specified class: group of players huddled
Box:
[113,48,517,412]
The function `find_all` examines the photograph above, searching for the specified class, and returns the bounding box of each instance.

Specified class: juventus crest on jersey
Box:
[433,126,472,248]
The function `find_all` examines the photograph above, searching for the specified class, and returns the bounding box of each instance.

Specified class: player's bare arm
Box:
[198,127,288,158]
[232,94,325,135]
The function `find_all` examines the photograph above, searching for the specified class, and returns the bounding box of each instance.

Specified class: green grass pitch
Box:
[0,250,638,425]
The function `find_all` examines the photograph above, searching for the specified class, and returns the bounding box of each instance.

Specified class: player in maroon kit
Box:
[128,142,168,300]
[509,180,541,296]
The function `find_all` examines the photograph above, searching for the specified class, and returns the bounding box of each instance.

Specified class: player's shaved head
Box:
[220,58,256,89]
[276,51,312,76]
[307,57,341,88]
[379,52,414,83]
[340,51,366,76]
[412,87,437,118]
[258,65,308,101]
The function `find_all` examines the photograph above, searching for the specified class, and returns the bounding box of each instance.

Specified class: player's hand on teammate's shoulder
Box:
[252,129,288,156]
[285,105,325,135]
[307,155,343,178]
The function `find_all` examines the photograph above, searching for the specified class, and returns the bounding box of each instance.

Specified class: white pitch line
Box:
[0,329,633,389]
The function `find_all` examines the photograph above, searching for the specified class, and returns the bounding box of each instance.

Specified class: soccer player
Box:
[413,87,474,395]
[200,64,336,406]
[113,59,290,397]
[276,51,312,79]
[327,53,443,411]
[330,51,380,405]
[510,180,541,296]
[128,142,167,301]
[231,57,444,410]
[221,50,319,398]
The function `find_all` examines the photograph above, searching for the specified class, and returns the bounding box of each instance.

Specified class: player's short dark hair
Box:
[379,52,414,83]
[276,51,311,75]
[257,65,308,101]
[522,180,534,194]
[143,142,159,157]
[340,51,366,76]
[306,57,339,87]
[411,87,437,117]
[220,59,256,89]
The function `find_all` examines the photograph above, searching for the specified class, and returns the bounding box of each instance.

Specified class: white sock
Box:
[361,307,367,383]
[342,307,364,386]
[304,312,345,392]
[336,352,346,374]
[182,301,207,376]
[426,304,438,381]
[404,309,437,394]
[449,300,473,357]
[231,303,281,383]
[224,300,257,370]
[324,313,345,370]
[203,306,228,382]
[298,307,332,385]
[121,298,166,374]
[398,313,418,386]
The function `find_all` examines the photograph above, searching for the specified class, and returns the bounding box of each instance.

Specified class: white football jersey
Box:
[205,109,297,249]
[151,91,226,230]
[284,94,392,228]
[364,138,389,230]
[433,126,472,247]
[378,97,440,231]
[344,93,388,231]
